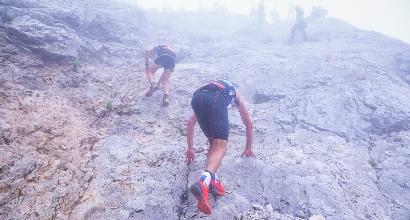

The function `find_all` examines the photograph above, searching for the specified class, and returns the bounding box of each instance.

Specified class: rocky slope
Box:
[1,1,410,220]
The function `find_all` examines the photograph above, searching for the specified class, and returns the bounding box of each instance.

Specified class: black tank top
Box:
[153,45,176,59]
[216,80,237,107]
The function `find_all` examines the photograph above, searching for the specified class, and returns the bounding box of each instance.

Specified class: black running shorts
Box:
[154,54,175,72]
[191,89,229,140]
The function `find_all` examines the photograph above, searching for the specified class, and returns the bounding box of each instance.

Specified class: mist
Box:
[134,0,410,44]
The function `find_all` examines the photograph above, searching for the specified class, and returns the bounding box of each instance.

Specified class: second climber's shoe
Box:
[145,83,159,97]
[162,94,170,106]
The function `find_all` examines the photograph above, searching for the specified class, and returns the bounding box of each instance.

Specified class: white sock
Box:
[200,171,212,187]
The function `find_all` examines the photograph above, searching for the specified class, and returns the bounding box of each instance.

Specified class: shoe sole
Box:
[190,183,211,214]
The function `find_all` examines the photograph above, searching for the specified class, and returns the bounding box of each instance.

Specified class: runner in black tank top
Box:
[144,44,177,106]
[186,79,255,214]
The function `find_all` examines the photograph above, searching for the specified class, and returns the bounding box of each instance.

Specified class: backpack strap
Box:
[210,81,225,89]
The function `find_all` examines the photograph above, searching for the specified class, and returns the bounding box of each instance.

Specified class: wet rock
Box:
[242,202,303,220]
[1,2,410,220]
[0,5,25,23]
[70,136,182,219]
[57,71,88,88]
[0,127,12,145]
[252,203,264,211]
[16,75,45,90]
[109,119,137,135]
[4,15,80,61]
[12,159,37,179]
[142,127,155,135]
[85,15,122,42]
[116,106,142,116]
[52,9,83,31]
[253,91,273,104]
[253,91,286,104]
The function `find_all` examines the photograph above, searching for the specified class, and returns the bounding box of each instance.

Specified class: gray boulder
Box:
[3,15,79,61]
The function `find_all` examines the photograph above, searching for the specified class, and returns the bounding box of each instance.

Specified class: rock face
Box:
[3,14,80,60]
[1,1,410,220]
[0,0,145,62]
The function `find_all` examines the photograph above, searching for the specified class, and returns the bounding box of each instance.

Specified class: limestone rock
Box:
[3,15,80,61]
[1,1,410,220]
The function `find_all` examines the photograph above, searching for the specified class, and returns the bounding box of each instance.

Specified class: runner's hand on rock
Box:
[241,148,255,158]
[186,148,195,164]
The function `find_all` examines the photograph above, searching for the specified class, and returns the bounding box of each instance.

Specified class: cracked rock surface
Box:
[1,1,410,219]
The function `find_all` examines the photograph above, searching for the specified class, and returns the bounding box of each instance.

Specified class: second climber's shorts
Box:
[154,54,176,72]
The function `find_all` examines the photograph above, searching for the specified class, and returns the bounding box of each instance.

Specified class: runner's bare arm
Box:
[236,92,255,157]
[186,113,197,163]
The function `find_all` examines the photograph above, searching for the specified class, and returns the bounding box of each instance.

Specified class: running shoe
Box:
[145,83,159,97]
[190,180,211,214]
[163,94,170,106]
[209,178,225,196]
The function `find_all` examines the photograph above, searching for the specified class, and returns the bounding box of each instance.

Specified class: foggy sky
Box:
[134,0,410,44]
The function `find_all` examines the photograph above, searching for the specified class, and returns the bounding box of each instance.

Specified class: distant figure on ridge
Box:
[289,6,307,44]
[309,6,328,20]
[144,44,176,106]
[186,79,255,214]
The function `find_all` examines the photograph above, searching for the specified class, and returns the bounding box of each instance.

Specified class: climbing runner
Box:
[144,44,176,106]
[186,79,255,214]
